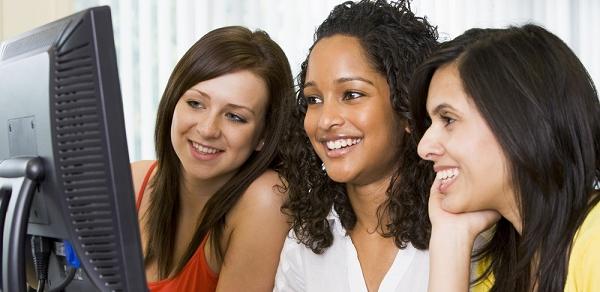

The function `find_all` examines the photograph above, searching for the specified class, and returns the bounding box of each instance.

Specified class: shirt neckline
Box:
[327,208,418,292]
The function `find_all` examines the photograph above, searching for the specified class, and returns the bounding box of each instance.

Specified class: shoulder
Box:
[566,203,600,291]
[131,160,156,181]
[130,160,156,200]
[247,169,285,193]
[226,169,289,234]
[215,170,290,290]
[236,169,287,214]
[572,202,600,251]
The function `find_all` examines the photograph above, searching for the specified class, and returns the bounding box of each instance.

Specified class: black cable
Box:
[36,279,45,292]
[31,236,51,292]
[49,266,76,292]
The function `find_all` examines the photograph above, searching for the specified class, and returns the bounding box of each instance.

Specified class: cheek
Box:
[170,113,181,141]
[473,132,505,172]
[302,112,323,156]
[171,105,189,132]
[363,107,398,143]
[227,124,261,150]
[488,150,511,189]
[466,139,509,199]
[303,111,317,137]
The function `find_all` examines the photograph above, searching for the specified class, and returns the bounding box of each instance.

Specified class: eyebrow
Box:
[429,103,457,116]
[188,88,256,115]
[227,103,256,116]
[303,76,374,88]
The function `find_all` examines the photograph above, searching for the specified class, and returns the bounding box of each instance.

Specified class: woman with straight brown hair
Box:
[410,24,600,292]
[131,26,294,292]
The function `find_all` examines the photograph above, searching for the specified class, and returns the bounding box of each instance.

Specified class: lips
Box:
[325,138,362,150]
[435,167,459,193]
[189,140,223,161]
[191,141,222,154]
[320,137,362,158]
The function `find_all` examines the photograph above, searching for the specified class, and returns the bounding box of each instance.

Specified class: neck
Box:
[179,170,235,215]
[346,175,392,233]
[498,193,522,234]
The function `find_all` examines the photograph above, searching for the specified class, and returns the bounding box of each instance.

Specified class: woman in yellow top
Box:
[409,24,600,291]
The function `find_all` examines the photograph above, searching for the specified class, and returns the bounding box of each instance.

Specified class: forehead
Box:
[306,35,382,81]
[189,70,269,112]
[426,63,472,112]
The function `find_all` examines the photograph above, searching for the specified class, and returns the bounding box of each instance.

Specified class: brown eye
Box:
[305,95,323,105]
[441,115,456,126]
[342,91,363,100]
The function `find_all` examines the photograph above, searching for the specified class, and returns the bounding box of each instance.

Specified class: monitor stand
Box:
[1,157,44,292]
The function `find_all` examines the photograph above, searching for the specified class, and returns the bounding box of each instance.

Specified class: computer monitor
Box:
[0,6,147,292]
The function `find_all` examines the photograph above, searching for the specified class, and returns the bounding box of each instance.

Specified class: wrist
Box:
[430,226,477,250]
[428,226,474,292]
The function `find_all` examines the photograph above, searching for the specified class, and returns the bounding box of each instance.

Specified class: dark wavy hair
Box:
[409,24,600,292]
[280,0,438,254]
[145,26,294,279]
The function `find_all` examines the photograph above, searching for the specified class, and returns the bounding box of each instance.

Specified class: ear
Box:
[255,139,265,151]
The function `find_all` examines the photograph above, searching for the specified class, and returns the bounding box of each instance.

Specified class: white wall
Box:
[3,0,599,161]
[0,0,73,41]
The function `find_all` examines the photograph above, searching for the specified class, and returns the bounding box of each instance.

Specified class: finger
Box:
[430,171,442,195]
[428,176,443,210]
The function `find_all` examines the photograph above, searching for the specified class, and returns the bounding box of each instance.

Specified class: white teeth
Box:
[326,138,361,150]
[192,141,220,154]
[437,168,459,181]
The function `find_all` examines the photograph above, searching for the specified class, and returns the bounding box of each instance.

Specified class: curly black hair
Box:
[280,0,438,254]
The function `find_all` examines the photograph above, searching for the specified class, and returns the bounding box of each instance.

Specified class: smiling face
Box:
[417,62,516,214]
[170,70,268,185]
[302,35,403,186]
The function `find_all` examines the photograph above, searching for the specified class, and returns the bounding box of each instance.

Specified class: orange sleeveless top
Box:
[136,161,219,292]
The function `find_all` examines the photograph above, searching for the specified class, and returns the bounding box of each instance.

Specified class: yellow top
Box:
[470,202,600,292]
[470,258,492,292]
[564,201,600,292]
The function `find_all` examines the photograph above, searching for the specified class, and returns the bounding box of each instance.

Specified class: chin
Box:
[440,196,470,214]
[324,169,355,184]
[326,174,350,183]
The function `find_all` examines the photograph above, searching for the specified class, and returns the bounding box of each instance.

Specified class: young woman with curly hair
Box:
[274,1,437,291]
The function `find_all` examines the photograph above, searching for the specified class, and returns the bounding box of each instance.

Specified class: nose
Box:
[417,126,443,161]
[196,113,221,139]
[315,98,343,130]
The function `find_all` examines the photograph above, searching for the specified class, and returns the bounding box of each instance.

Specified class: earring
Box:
[256,140,265,151]
[321,162,326,172]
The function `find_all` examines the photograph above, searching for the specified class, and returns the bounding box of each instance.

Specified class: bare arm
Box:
[427,178,500,292]
[215,170,290,292]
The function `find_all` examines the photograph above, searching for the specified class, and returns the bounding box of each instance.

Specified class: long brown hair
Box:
[410,25,600,291]
[144,26,294,279]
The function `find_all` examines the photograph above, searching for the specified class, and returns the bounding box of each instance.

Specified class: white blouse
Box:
[274,210,429,292]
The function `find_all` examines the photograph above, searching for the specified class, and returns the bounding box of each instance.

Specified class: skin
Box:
[421,61,600,292]
[418,63,516,292]
[417,62,517,228]
[302,34,405,292]
[132,70,289,291]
